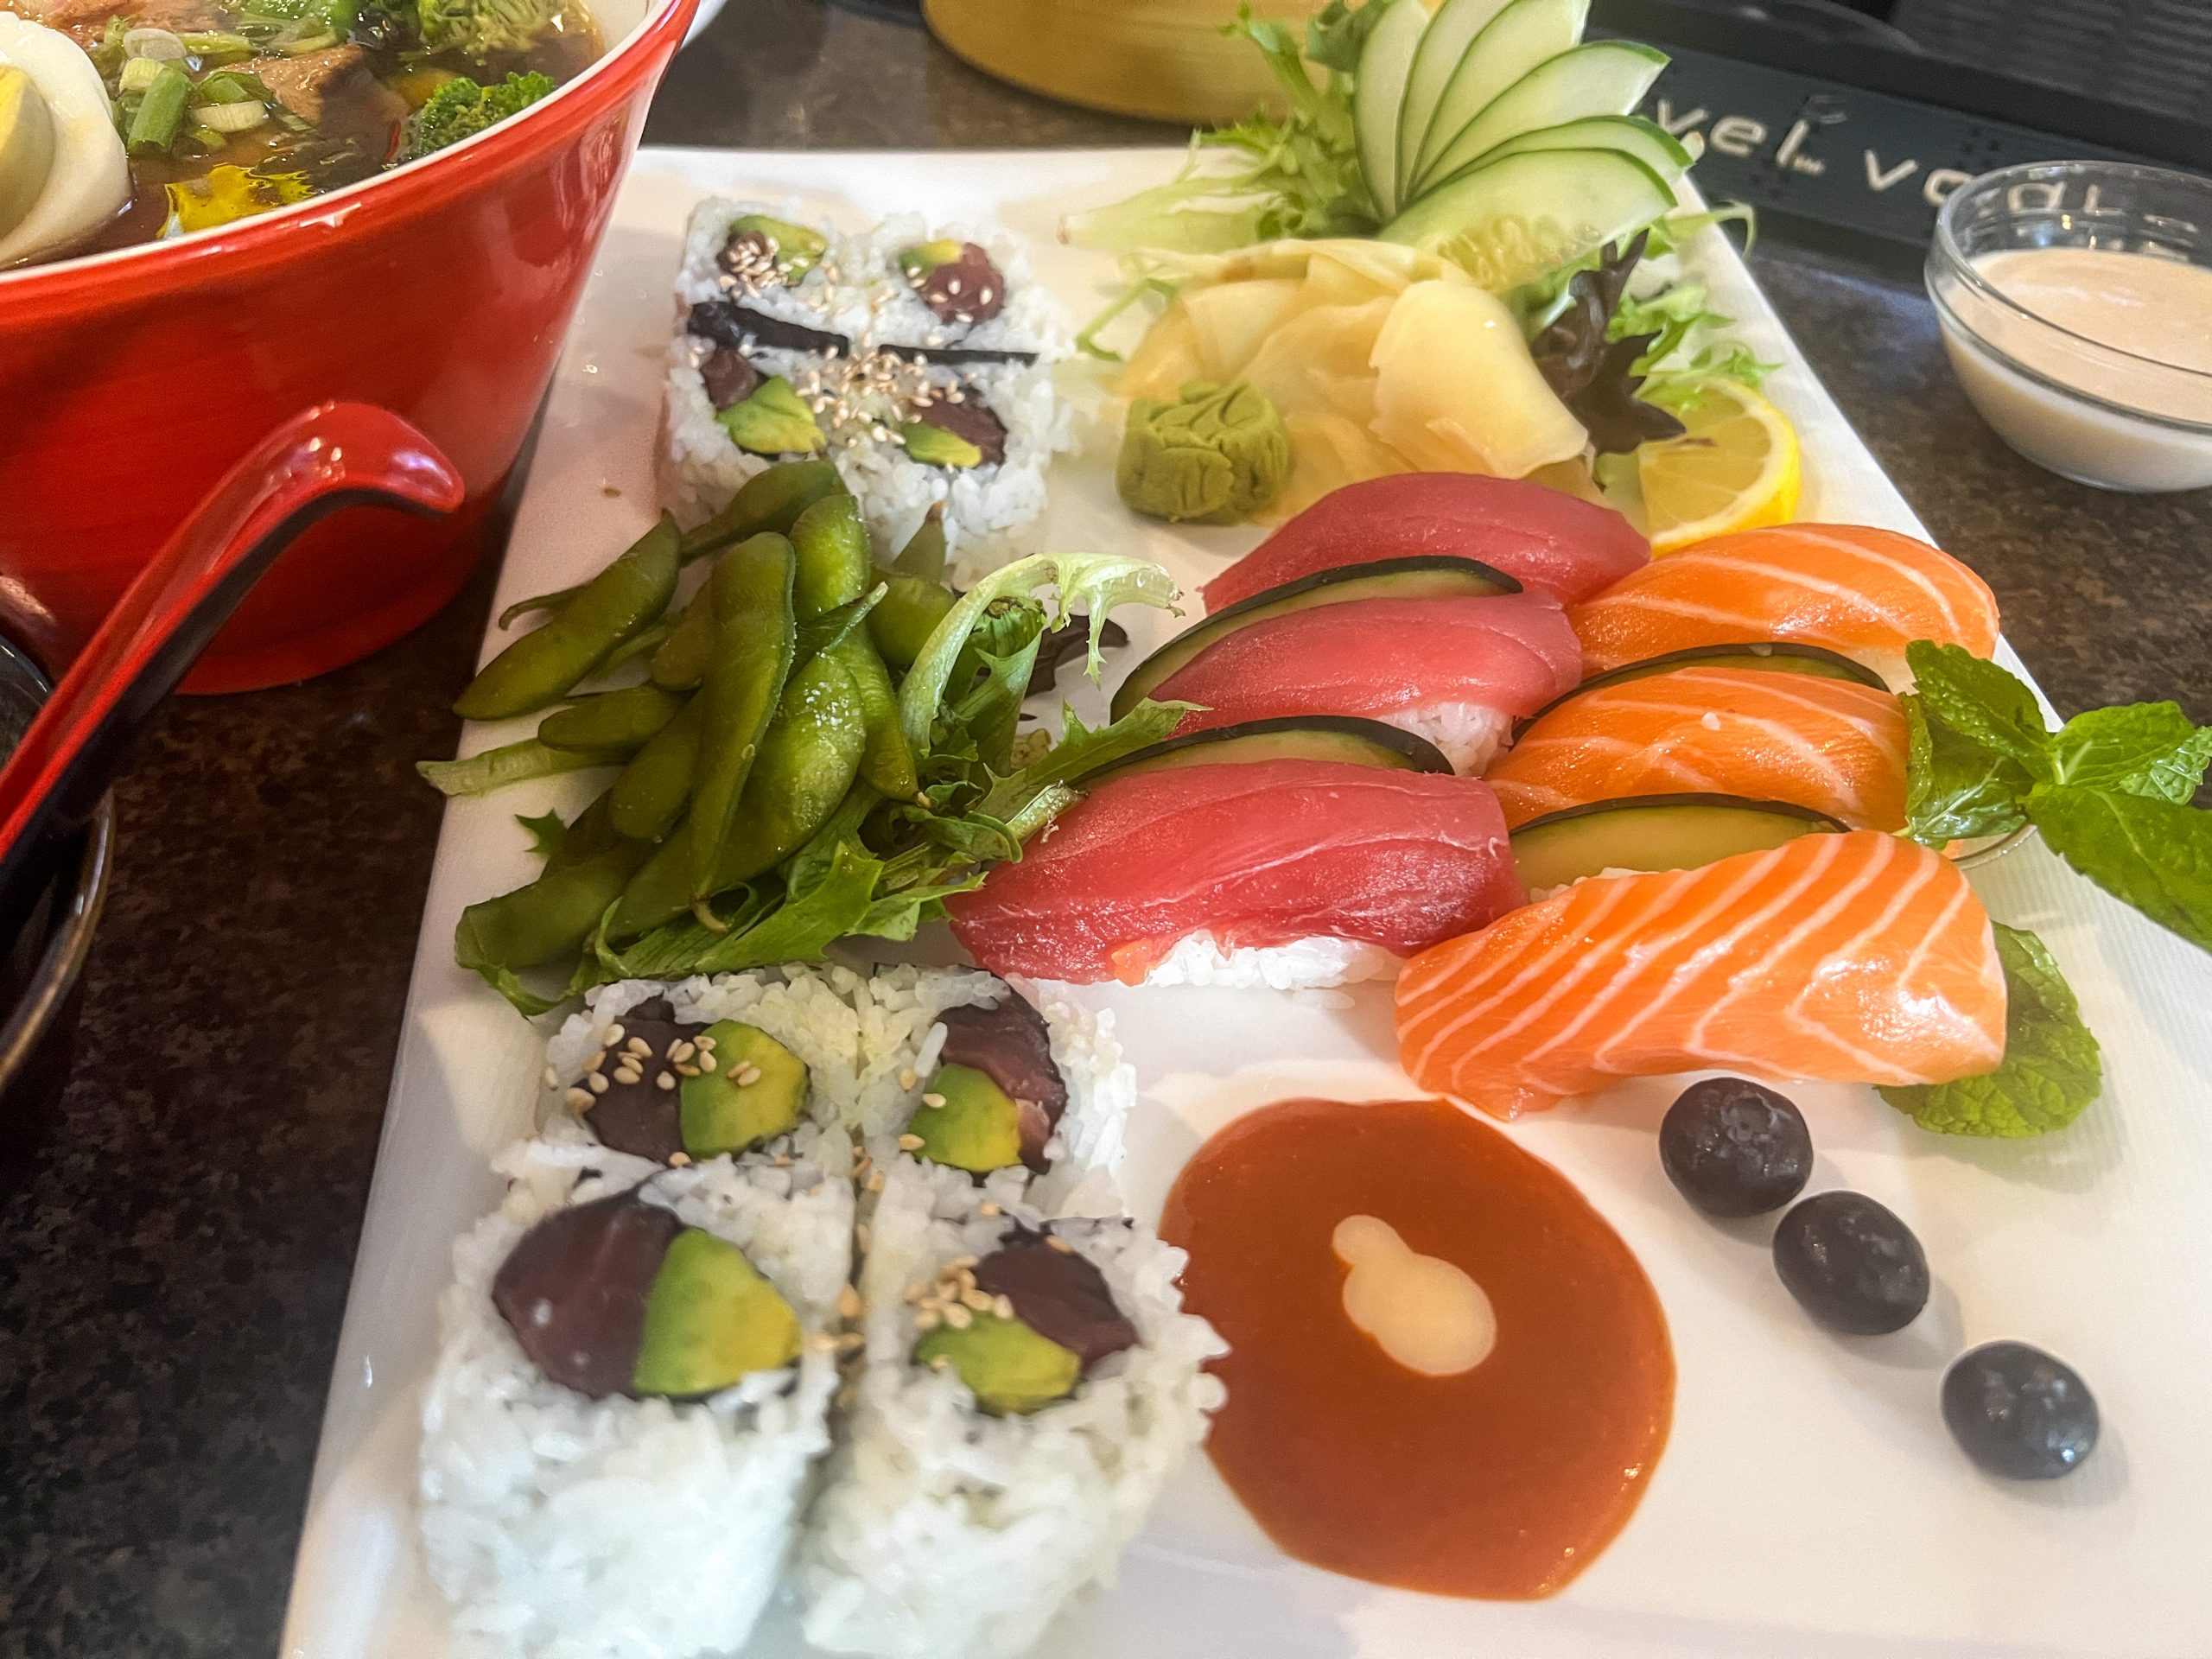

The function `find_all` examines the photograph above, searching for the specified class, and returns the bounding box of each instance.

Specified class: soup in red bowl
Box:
[0,0,691,690]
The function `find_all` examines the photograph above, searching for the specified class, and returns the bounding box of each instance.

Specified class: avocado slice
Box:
[1079,715,1452,786]
[897,238,963,282]
[717,376,826,457]
[915,1309,1082,1414]
[909,1062,1023,1173]
[678,1020,808,1159]
[1512,792,1849,896]
[0,67,55,243]
[632,1227,802,1397]
[1110,556,1522,719]
[727,213,828,278]
[1516,643,1887,734]
[899,419,984,469]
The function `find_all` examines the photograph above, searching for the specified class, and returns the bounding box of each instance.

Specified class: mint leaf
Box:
[1902,694,2031,846]
[2027,783,2212,954]
[1879,924,2101,1137]
[1905,641,2052,778]
[2050,702,2212,803]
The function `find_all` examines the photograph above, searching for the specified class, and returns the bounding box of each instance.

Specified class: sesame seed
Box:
[962,1287,993,1313]
[897,1133,925,1151]
[902,1282,925,1304]
[978,1201,1001,1217]
[735,1064,762,1087]
[914,1308,940,1331]
[806,1332,836,1354]
[898,1069,918,1090]
[677,1064,702,1079]
[586,1071,610,1095]
[657,1072,677,1090]
[946,276,963,295]
[1046,1235,1073,1253]
[613,1067,642,1087]
[944,1304,972,1330]
[951,1255,979,1270]
[921,1092,946,1109]
[563,1086,593,1112]
[774,1154,792,1167]
[669,1039,696,1064]
[928,1353,951,1370]
[696,1035,716,1052]
[979,287,995,304]
[604,1024,626,1047]
[697,1052,719,1074]
[995,1295,1014,1319]
[541,1065,559,1089]
[669,1151,691,1166]
[583,1049,606,1074]
[625,1037,652,1058]
[837,1284,863,1319]
[867,1169,886,1194]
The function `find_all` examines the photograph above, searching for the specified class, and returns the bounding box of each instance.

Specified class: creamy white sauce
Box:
[1941,245,2212,491]
[1333,1213,1495,1377]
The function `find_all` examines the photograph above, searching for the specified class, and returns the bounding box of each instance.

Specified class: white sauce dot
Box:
[1333,1214,1496,1377]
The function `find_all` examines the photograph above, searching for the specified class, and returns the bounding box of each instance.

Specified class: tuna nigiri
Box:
[1569,524,2000,686]
[1146,594,1582,773]
[1395,830,2005,1120]
[1489,664,1910,831]
[947,760,1523,988]
[1203,474,1650,612]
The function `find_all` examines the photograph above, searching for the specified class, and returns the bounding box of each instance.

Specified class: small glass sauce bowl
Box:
[1927,161,2212,493]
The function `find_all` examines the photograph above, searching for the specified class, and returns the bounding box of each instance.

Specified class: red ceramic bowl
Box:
[0,0,695,692]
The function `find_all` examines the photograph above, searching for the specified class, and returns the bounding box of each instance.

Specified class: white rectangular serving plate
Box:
[282,148,2212,1659]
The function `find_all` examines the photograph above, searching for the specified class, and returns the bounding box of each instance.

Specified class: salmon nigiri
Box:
[1203,474,1650,611]
[1568,524,2000,686]
[1395,831,2005,1119]
[1150,594,1581,773]
[1488,664,1910,831]
[947,760,1523,988]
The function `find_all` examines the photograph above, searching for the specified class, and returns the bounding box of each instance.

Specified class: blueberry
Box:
[1659,1077,1814,1217]
[1772,1191,1929,1334]
[1942,1341,2099,1479]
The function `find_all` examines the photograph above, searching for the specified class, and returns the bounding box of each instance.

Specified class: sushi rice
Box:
[417,1143,850,1659]
[1138,930,1407,990]
[426,963,1166,1656]
[661,201,1081,583]
[799,1169,1226,1659]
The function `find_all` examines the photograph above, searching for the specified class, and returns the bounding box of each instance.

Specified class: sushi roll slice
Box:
[799,1178,1226,1659]
[660,201,1077,582]
[418,1143,852,1659]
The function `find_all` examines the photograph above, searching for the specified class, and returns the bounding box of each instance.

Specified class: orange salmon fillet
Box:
[1569,524,2000,682]
[1395,830,2006,1119]
[1488,666,1909,830]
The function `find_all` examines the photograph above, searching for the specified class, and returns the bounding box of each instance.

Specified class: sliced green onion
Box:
[194,99,266,131]
[125,63,191,153]
[118,54,165,94]
[181,29,256,60]
[188,124,227,149]
[275,27,339,52]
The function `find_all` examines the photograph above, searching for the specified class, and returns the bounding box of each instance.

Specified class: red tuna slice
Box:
[1203,474,1649,612]
[1149,594,1581,772]
[946,760,1524,985]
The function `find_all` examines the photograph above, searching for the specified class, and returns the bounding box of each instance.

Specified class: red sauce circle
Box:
[1161,1096,1674,1599]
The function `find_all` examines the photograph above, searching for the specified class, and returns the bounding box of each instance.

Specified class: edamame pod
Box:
[455,517,681,721]
[689,533,798,901]
[831,632,920,800]
[867,575,957,671]
[649,592,716,691]
[679,460,843,562]
[892,503,948,582]
[611,656,867,938]
[791,492,871,620]
[543,791,626,874]
[454,840,652,977]
[539,683,688,754]
[609,695,704,843]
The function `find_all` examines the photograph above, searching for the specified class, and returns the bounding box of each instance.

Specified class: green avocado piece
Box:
[719,377,827,457]
[632,1227,802,1397]
[915,1309,1082,1414]
[897,238,962,282]
[729,213,828,278]
[899,421,984,469]
[679,1020,808,1158]
[910,1062,1023,1172]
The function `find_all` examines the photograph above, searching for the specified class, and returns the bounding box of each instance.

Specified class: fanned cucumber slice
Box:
[1446,112,1689,188]
[1419,45,1673,189]
[1395,0,1511,205]
[1354,0,1430,221]
[1380,147,1678,292]
[1408,0,1588,191]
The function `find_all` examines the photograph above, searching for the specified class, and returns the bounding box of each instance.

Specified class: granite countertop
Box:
[3,3,2208,1655]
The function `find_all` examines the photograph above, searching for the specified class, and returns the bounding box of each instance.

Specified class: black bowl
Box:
[0,634,116,1179]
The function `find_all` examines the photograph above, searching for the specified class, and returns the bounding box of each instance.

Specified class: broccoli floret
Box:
[412,0,562,58]
[398,72,555,163]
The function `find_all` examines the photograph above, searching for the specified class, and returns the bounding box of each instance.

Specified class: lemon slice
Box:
[1635,378,1802,553]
